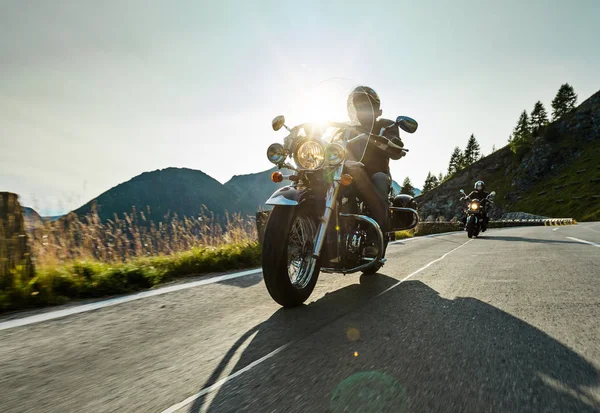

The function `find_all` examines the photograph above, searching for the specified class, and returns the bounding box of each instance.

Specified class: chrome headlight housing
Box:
[324,143,345,166]
[294,140,325,170]
[267,143,286,164]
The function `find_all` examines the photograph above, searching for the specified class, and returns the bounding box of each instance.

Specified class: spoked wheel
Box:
[262,205,320,307]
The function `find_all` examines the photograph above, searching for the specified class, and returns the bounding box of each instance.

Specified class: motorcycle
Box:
[459,189,496,238]
[261,115,419,307]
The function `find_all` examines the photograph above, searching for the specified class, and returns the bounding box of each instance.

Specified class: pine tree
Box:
[530,101,548,135]
[463,134,481,167]
[447,147,463,176]
[438,173,444,184]
[431,174,439,188]
[492,144,497,153]
[400,177,415,196]
[551,83,577,120]
[422,172,435,193]
[512,110,531,144]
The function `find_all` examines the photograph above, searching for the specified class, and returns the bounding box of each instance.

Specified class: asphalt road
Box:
[1,223,599,413]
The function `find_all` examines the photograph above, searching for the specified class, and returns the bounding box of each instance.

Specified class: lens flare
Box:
[346,328,360,342]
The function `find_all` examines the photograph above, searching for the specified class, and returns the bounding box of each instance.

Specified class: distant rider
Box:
[462,180,490,231]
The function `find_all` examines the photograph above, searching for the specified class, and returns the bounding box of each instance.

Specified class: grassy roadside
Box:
[0,242,261,313]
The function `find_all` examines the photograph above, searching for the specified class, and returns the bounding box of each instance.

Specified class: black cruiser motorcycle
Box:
[261,115,419,307]
[459,189,496,238]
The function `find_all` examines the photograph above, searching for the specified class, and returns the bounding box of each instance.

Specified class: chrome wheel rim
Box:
[287,215,316,289]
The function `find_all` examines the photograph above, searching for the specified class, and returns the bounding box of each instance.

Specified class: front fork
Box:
[311,166,343,259]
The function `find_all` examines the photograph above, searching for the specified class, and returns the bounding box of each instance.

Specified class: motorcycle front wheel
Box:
[466,216,475,239]
[262,205,320,307]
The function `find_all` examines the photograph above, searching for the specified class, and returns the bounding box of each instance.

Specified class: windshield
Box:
[291,123,370,163]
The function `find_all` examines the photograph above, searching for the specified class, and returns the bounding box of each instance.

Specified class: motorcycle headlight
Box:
[267,143,286,164]
[295,140,325,170]
[470,203,479,210]
[324,143,345,166]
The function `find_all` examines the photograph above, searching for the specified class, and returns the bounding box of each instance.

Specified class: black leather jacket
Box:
[355,118,403,176]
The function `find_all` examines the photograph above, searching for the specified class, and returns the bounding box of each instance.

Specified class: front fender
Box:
[265,186,310,206]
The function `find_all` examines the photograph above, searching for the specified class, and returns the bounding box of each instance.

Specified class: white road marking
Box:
[162,341,293,413]
[0,268,262,331]
[375,239,472,298]
[566,237,600,247]
[389,230,463,245]
[553,228,560,232]
[161,238,472,413]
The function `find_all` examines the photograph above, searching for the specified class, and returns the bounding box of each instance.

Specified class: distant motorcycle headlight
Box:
[324,143,345,166]
[470,203,479,210]
[295,140,325,170]
[267,143,286,164]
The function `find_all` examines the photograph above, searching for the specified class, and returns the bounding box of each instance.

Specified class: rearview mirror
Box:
[460,189,466,195]
[272,115,286,131]
[396,116,418,134]
[490,191,496,197]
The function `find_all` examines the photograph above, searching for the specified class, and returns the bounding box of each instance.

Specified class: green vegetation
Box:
[400,177,416,196]
[552,83,578,120]
[462,134,481,167]
[511,138,600,221]
[422,172,439,193]
[530,101,549,135]
[447,146,463,176]
[0,242,261,313]
[2,206,260,313]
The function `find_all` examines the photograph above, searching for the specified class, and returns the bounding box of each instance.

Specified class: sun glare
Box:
[287,80,352,125]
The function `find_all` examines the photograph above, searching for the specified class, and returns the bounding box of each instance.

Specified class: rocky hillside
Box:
[416,90,600,222]
[22,207,43,230]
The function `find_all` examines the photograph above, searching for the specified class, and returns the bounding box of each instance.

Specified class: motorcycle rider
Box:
[344,86,404,254]
[462,180,490,231]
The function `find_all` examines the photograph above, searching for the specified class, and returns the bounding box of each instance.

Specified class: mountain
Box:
[416,90,600,222]
[224,167,292,212]
[74,167,257,222]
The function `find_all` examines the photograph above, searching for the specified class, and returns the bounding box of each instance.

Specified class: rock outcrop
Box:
[0,192,35,280]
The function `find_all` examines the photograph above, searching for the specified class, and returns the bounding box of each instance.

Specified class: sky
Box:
[1,0,599,215]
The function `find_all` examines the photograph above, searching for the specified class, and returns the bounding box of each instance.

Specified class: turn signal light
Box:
[340,174,353,186]
[271,171,283,183]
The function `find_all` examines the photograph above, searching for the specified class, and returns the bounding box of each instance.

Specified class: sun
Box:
[286,80,352,125]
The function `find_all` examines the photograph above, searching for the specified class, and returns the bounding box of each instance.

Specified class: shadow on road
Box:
[186,277,600,412]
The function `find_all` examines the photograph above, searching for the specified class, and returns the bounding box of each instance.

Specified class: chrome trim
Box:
[265,195,298,206]
[320,213,384,274]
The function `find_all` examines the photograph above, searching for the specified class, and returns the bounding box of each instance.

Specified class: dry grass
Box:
[0,207,260,313]
[28,206,257,267]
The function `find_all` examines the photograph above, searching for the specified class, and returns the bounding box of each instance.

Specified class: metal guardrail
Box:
[489,218,575,227]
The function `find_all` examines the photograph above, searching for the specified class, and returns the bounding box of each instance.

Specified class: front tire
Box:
[466,217,475,239]
[262,205,320,307]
